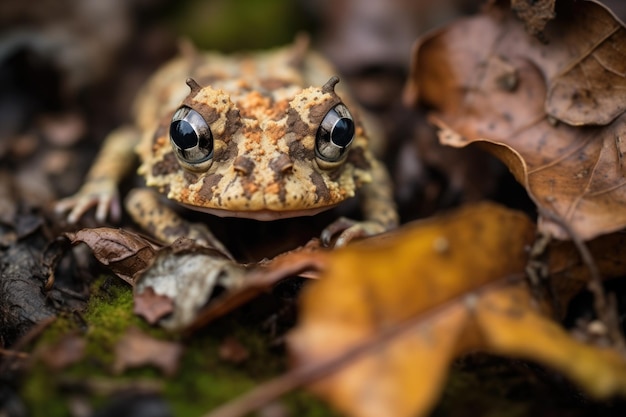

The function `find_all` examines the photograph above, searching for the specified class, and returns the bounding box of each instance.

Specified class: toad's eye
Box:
[315,103,355,163]
[170,106,213,170]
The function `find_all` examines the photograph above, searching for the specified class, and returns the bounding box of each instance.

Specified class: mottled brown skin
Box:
[56,41,398,253]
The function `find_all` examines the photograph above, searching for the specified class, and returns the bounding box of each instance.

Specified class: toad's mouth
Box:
[180,203,339,221]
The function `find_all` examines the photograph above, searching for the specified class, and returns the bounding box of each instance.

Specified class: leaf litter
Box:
[66,228,323,332]
[405,0,626,241]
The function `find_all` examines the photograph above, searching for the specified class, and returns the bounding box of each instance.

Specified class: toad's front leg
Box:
[125,188,233,259]
[55,126,138,223]
[322,158,399,247]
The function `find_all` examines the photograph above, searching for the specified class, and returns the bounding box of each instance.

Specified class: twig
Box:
[525,232,559,319]
[538,207,626,353]
[0,316,56,374]
[0,348,29,359]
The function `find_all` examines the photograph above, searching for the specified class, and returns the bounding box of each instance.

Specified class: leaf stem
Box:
[538,208,626,353]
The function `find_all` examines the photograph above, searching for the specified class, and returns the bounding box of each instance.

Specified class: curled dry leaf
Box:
[66,228,158,285]
[137,238,324,332]
[135,238,246,331]
[405,0,626,240]
[184,239,324,334]
[286,203,626,417]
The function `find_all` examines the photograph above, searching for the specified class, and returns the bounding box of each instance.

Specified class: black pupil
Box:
[331,117,355,148]
[170,120,198,149]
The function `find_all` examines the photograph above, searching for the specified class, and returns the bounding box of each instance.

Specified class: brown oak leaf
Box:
[405,0,626,240]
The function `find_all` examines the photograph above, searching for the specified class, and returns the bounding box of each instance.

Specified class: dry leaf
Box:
[472,281,626,398]
[37,334,86,370]
[511,0,556,36]
[218,336,250,364]
[113,326,183,376]
[66,228,157,285]
[286,203,626,417]
[405,0,626,240]
[184,239,323,334]
[133,287,175,325]
[548,232,626,316]
[134,238,246,331]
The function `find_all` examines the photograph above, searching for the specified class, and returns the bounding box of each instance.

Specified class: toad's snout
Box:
[233,154,294,178]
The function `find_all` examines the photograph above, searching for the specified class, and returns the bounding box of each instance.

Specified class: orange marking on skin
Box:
[265,99,289,120]
[243,122,263,152]
[265,182,280,195]
[244,182,258,194]
[253,149,266,162]
[178,188,191,202]
[241,91,271,118]
[153,136,167,152]
[244,134,262,153]
[265,123,286,145]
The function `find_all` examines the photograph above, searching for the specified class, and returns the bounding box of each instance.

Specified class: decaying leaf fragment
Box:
[136,238,326,332]
[510,0,555,36]
[36,333,86,370]
[113,326,183,376]
[185,239,323,334]
[135,239,246,331]
[133,287,175,325]
[405,0,626,240]
[287,203,626,417]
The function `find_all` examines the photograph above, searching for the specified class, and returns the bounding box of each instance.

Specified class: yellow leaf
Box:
[475,283,626,398]
[288,202,626,417]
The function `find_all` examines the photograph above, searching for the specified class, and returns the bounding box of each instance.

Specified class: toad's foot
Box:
[125,188,233,260]
[54,125,138,224]
[321,216,388,248]
[55,178,121,224]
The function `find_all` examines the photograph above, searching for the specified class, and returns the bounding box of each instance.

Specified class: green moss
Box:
[167,0,309,51]
[80,277,147,365]
[20,365,67,417]
[20,275,335,416]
